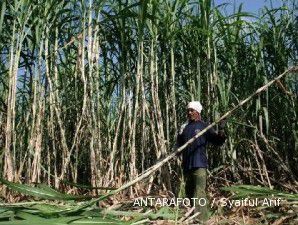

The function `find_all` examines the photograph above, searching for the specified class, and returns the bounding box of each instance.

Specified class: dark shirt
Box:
[176,120,225,171]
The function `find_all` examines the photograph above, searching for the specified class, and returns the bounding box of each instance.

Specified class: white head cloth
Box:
[187,101,203,113]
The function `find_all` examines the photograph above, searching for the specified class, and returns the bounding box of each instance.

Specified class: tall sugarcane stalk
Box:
[63,66,297,214]
[108,66,297,194]
[0,0,297,195]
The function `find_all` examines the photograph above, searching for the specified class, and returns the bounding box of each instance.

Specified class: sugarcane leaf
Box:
[221,185,298,201]
[0,213,130,225]
[61,180,116,190]
[0,209,14,219]
[0,178,92,201]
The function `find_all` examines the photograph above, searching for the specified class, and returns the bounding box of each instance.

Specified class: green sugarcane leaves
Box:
[0,212,129,225]
[221,185,298,201]
[0,178,92,201]
[0,0,297,224]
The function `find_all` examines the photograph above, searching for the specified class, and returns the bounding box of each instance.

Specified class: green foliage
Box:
[221,185,298,201]
[0,178,178,223]
[0,0,297,203]
[0,212,131,225]
[0,178,92,200]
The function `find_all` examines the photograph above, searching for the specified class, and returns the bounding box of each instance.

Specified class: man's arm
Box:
[175,122,188,156]
[176,133,184,148]
[176,122,188,147]
[206,123,226,146]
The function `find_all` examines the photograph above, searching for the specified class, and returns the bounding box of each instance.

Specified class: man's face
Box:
[187,108,200,121]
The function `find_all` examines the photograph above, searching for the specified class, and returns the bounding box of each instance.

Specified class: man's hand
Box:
[218,130,226,138]
[218,119,227,130]
[218,119,227,139]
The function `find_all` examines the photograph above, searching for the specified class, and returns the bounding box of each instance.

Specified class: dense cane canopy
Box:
[0,0,297,193]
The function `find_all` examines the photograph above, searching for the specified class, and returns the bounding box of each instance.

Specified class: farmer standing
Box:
[176,101,226,221]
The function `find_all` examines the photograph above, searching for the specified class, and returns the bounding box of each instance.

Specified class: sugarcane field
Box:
[0,0,298,224]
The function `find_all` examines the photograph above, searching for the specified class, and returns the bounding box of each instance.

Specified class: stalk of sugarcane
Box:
[61,66,298,215]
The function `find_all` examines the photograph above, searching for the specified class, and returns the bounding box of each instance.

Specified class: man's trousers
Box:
[184,168,208,221]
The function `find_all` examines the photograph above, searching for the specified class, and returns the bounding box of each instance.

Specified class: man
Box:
[176,101,226,222]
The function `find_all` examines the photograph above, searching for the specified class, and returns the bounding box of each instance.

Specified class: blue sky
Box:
[213,0,286,15]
